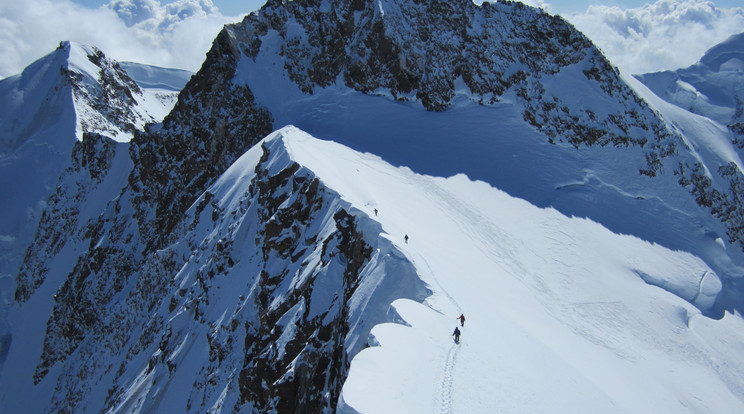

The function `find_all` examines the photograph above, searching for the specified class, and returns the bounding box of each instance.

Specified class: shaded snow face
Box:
[2,1,744,413]
[3,127,430,413]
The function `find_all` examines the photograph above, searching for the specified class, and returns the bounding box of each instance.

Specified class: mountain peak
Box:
[241,0,595,112]
[700,31,744,72]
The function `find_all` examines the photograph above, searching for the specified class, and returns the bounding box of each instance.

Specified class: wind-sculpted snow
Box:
[2,125,744,412]
[3,1,744,412]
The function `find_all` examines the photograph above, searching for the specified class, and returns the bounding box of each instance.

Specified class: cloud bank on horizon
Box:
[561,0,744,75]
[0,0,743,79]
[0,0,245,78]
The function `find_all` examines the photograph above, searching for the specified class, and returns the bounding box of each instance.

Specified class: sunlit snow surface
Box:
[253,127,744,414]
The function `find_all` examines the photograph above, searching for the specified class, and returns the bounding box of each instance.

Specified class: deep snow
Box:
[260,127,744,413]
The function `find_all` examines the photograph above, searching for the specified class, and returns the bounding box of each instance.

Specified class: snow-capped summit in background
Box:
[0,41,190,380]
[1,41,184,145]
[0,40,188,278]
[2,0,744,413]
[636,31,744,128]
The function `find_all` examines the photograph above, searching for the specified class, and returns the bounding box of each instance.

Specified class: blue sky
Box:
[1,0,743,78]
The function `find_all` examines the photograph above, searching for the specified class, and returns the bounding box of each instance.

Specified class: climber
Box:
[404,234,409,243]
[453,326,461,344]
[457,313,465,327]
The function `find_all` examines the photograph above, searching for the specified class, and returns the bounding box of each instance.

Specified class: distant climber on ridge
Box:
[457,313,465,327]
[453,327,461,344]
[404,234,409,243]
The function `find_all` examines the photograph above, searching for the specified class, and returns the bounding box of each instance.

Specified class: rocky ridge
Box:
[15,129,426,413]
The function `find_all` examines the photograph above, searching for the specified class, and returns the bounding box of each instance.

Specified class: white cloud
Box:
[0,0,243,78]
[519,0,553,14]
[2,0,742,80]
[563,0,744,74]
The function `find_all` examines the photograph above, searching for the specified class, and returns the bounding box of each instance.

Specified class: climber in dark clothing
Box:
[453,327,461,344]
[457,313,465,327]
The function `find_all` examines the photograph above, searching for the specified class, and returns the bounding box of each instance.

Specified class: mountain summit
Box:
[0,41,187,286]
[2,1,744,413]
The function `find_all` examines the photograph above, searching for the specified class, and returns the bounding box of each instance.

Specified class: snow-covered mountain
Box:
[0,41,189,385]
[187,0,744,310]
[0,40,189,281]
[2,0,744,413]
[636,31,744,129]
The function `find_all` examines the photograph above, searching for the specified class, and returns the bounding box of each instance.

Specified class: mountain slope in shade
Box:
[0,41,188,278]
[213,0,744,311]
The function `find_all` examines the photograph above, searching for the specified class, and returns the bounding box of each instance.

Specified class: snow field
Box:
[263,127,744,413]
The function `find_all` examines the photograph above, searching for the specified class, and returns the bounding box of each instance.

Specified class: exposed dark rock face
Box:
[59,42,149,136]
[15,133,122,303]
[22,132,420,413]
[228,0,676,166]
[218,0,743,253]
[10,1,744,412]
[129,29,273,251]
[236,153,373,413]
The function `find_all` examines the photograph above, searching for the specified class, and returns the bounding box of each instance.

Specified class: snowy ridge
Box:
[61,41,179,142]
[212,0,744,311]
[3,126,429,413]
[241,127,741,414]
[0,40,186,279]
[3,115,744,412]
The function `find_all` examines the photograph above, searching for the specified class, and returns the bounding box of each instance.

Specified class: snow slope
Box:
[194,126,744,413]
[233,36,744,313]
[265,127,744,413]
[3,1,744,412]
[198,0,744,315]
[635,32,744,127]
[8,124,741,413]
